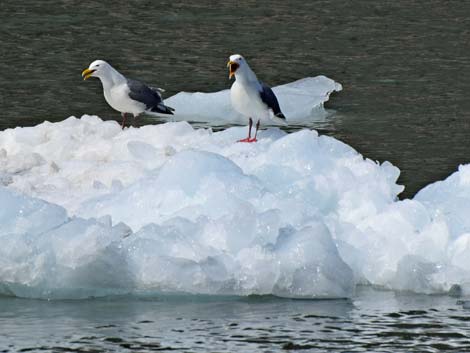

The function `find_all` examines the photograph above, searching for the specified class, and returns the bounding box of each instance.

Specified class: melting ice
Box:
[158,76,342,124]
[0,78,469,300]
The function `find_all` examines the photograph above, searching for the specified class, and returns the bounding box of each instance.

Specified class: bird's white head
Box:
[82,60,113,80]
[227,54,254,80]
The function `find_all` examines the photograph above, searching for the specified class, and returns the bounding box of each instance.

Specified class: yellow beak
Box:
[227,61,239,79]
[81,68,95,80]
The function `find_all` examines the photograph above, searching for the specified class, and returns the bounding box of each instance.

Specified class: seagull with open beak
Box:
[227,54,286,142]
[82,60,174,128]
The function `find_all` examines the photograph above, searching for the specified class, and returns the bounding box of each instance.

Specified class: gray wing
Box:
[127,78,174,115]
[127,78,163,109]
[259,82,285,119]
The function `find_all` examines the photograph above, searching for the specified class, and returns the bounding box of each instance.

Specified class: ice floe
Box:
[158,76,342,124]
[0,116,469,299]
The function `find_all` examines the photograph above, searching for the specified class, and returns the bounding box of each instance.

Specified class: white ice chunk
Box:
[273,223,354,298]
[0,187,68,236]
[415,164,470,239]
[2,116,470,299]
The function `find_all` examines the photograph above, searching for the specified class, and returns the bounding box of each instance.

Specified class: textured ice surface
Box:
[1,116,469,299]
[159,76,342,124]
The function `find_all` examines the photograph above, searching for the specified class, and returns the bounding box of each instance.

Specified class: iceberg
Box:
[1,116,470,299]
[157,76,342,124]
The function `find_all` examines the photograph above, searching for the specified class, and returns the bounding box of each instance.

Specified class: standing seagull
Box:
[227,54,286,142]
[82,60,174,128]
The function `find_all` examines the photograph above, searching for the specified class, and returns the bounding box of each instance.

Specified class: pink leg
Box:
[121,112,127,129]
[238,118,253,142]
[249,120,260,142]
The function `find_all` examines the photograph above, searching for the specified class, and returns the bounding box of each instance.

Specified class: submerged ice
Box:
[1,115,470,299]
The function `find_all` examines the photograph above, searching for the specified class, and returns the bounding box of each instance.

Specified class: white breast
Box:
[230,81,270,122]
[103,83,146,116]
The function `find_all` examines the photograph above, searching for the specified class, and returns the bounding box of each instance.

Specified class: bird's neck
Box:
[99,68,126,90]
[235,65,258,85]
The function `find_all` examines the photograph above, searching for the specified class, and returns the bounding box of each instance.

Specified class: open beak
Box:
[227,61,239,79]
[81,68,96,80]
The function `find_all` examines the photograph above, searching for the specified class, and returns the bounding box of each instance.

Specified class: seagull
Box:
[82,60,174,128]
[227,54,286,142]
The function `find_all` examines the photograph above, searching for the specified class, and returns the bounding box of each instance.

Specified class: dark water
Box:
[1,288,469,352]
[2,2,470,351]
[2,1,470,197]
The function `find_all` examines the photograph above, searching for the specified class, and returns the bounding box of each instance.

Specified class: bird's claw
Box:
[237,138,257,143]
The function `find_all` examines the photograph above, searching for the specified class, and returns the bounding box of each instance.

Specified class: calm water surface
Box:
[2,1,470,352]
[1,288,469,352]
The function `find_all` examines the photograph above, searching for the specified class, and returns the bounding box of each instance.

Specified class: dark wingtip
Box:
[166,106,175,115]
[162,108,174,115]
[152,104,175,115]
[277,112,286,120]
